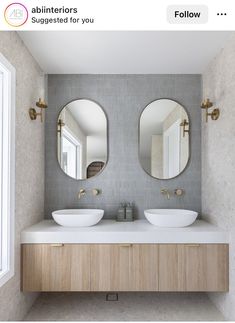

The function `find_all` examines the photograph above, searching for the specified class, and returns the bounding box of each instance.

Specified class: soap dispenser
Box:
[117,203,126,221]
[126,203,134,221]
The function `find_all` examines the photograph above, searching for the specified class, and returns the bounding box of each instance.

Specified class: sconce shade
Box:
[36,98,47,109]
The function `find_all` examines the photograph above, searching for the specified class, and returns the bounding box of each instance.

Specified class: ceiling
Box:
[67,99,106,136]
[140,99,178,134]
[67,99,107,160]
[18,31,233,74]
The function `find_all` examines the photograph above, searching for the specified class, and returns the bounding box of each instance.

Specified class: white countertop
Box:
[21,219,229,244]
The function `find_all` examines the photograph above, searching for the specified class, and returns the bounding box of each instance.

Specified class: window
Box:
[0,53,15,288]
[61,127,82,179]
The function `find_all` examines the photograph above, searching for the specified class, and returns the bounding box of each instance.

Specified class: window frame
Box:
[61,127,82,179]
[0,53,15,288]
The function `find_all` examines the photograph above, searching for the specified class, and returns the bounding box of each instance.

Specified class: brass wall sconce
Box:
[57,119,65,135]
[201,98,220,122]
[29,98,47,122]
[180,119,189,137]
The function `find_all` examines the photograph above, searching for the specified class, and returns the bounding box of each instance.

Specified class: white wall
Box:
[86,135,107,167]
[163,105,189,172]
[0,32,45,321]
[202,33,235,320]
[151,135,163,178]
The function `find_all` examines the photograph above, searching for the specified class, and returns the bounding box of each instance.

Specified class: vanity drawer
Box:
[90,244,159,291]
[159,244,229,292]
[22,244,90,291]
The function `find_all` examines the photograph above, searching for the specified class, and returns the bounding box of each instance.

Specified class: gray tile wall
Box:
[45,74,201,219]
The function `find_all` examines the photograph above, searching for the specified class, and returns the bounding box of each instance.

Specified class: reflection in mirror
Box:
[57,99,107,180]
[139,99,189,179]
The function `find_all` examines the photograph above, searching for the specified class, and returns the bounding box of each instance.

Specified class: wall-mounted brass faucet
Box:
[201,98,220,122]
[78,189,86,199]
[161,188,185,200]
[78,188,101,199]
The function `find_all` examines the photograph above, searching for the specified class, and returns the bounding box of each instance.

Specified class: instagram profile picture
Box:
[4,3,28,27]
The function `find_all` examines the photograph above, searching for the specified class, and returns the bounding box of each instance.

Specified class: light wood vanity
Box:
[21,220,229,292]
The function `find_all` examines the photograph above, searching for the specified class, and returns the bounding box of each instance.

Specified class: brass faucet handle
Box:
[174,188,185,196]
[92,188,101,196]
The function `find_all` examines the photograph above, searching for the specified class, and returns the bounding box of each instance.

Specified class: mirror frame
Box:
[57,97,109,181]
[138,98,191,180]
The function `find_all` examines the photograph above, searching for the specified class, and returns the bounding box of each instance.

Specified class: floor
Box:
[23,292,225,321]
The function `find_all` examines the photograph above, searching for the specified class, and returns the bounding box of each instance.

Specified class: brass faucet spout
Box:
[78,189,86,199]
[161,189,170,200]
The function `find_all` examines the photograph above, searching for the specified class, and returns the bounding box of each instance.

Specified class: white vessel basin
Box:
[144,209,198,227]
[52,209,104,227]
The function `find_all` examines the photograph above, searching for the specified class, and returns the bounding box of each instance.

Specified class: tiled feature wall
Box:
[46,74,201,218]
[0,32,45,321]
[202,33,235,320]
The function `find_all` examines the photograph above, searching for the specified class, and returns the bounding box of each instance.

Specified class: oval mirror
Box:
[57,99,107,180]
[139,99,189,179]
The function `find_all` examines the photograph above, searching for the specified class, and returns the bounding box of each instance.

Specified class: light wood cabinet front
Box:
[22,243,228,292]
[159,244,229,292]
[22,244,90,291]
[90,244,131,291]
[130,244,159,291]
[90,244,158,291]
